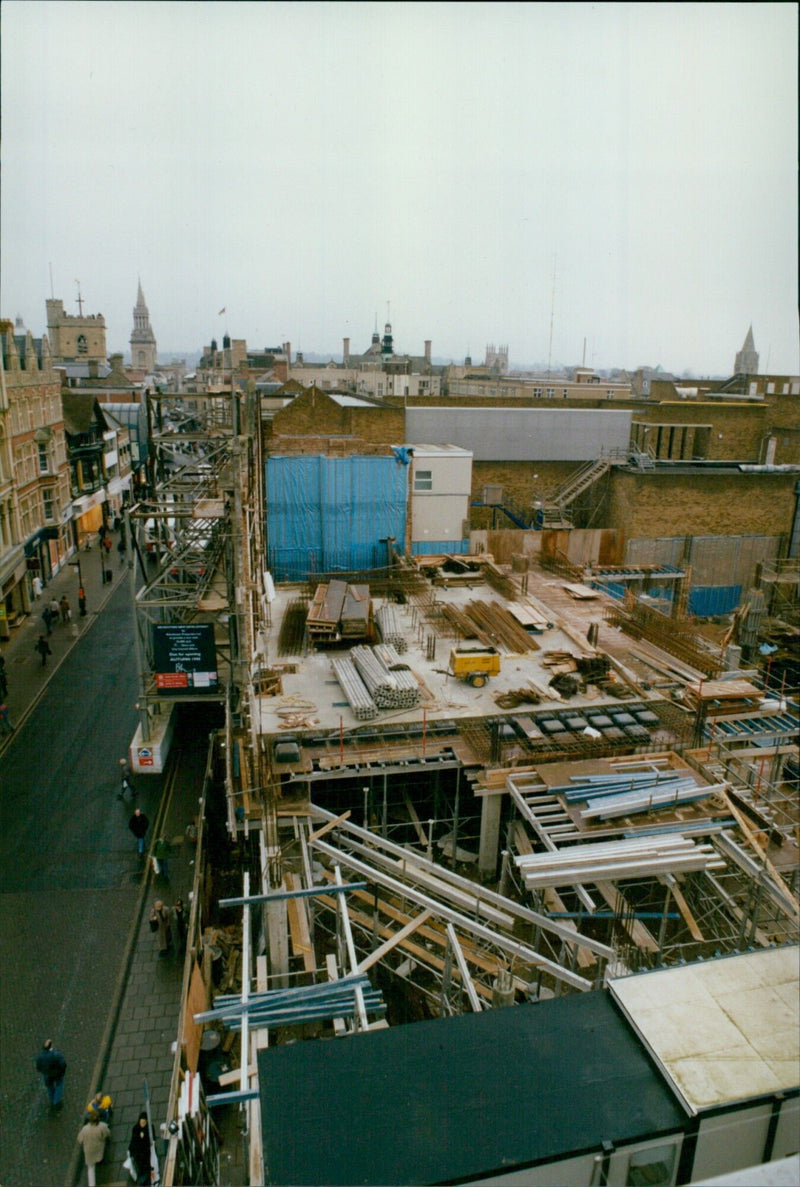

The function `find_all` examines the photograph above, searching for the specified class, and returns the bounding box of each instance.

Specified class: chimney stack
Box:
[424,339,431,364]
[343,337,350,366]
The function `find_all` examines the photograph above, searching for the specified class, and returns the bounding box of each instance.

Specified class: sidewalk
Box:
[1,529,131,742]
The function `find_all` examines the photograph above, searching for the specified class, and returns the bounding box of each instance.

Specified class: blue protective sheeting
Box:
[266,456,408,581]
[688,585,742,617]
[411,539,470,556]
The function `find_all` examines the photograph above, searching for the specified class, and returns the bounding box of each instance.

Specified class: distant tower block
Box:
[130,281,158,372]
[485,343,509,374]
[734,326,759,376]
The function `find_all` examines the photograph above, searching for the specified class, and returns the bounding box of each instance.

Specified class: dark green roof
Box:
[257,990,685,1185]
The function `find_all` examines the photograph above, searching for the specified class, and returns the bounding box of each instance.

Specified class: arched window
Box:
[77,334,88,355]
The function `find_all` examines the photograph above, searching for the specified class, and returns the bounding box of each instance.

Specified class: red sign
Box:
[138,747,154,767]
[155,671,189,689]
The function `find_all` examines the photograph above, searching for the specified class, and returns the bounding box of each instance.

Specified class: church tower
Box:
[734,325,759,376]
[130,281,157,372]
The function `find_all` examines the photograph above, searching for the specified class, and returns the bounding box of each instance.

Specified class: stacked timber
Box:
[375,604,407,652]
[684,678,765,717]
[464,599,539,653]
[351,645,419,709]
[515,834,724,888]
[307,580,371,644]
[330,655,378,720]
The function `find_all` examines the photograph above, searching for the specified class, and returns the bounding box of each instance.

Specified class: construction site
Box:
[125,387,799,1186]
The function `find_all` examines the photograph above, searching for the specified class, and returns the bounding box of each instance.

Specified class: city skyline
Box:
[1,2,798,376]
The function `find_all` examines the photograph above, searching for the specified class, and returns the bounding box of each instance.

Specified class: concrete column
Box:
[478,792,503,882]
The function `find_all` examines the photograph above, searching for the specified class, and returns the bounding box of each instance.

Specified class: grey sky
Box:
[2,1,797,375]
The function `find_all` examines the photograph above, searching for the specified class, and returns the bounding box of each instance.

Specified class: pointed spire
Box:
[742,324,755,352]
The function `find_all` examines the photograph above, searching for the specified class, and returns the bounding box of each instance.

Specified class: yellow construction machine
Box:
[449,645,501,687]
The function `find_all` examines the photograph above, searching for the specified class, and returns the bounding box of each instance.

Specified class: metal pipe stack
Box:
[514,834,725,888]
[351,645,419,709]
[375,604,407,652]
[331,655,378,720]
[551,769,723,822]
[372,643,420,705]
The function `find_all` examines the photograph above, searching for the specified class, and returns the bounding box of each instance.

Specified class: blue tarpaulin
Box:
[266,455,408,581]
[687,585,742,617]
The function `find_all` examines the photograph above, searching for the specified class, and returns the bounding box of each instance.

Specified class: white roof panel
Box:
[609,946,800,1114]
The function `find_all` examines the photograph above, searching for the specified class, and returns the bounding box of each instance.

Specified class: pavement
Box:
[1,538,244,1186]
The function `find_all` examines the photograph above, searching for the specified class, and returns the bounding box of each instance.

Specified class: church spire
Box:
[734,324,759,376]
[130,281,157,372]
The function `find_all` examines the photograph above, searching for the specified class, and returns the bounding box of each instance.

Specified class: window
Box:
[414,469,433,491]
[77,334,88,355]
[562,389,568,398]
[546,388,554,398]
[42,488,55,522]
[626,1143,677,1186]
[533,387,543,398]
[38,442,50,473]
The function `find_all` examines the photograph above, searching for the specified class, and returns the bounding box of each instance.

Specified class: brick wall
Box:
[607,470,798,538]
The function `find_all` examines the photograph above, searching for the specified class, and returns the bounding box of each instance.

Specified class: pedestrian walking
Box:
[78,585,87,617]
[153,836,171,880]
[35,1038,67,1108]
[118,758,134,801]
[0,701,15,736]
[60,595,71,624]
[117,534,127,565]
[84,1090,113,1123]
[149,899,172,956]
[173,897,187,951]
[42,606,54,635]
[128,1112,155,1186]
[49,596,60,623]
[77,1113,111,1185]
[35,635,52,667]
[128,807,149,856]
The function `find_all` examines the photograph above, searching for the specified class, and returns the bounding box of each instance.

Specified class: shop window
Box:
[414,470,433,491]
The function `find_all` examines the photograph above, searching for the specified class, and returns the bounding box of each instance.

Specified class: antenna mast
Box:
[547,254,556,378]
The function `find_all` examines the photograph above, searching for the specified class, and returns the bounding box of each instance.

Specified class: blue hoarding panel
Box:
[688,585,742,618]
[266,456,408,581]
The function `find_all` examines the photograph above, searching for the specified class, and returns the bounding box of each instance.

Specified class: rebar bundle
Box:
[351,645,419,709]
[330,656,378,720]
[375,604,407,652]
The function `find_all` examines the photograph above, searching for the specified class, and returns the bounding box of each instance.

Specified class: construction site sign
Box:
[152,623,219,695]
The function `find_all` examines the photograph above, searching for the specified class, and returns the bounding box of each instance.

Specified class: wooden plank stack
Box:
[307,580,371,644]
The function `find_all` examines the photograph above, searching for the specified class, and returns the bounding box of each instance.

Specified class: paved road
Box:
[0,579,166,1187]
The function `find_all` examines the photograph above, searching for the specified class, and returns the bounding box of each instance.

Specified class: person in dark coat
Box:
[35,1038,67,1107]
[128,1111,154,1185]
[172,898,187,951]
[35,635,52,666]
[128,807,149,855]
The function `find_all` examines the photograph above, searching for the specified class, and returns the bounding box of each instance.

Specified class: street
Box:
[0,579,164,1186]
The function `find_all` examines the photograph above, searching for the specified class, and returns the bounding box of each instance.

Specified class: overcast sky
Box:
[2,2,797,375]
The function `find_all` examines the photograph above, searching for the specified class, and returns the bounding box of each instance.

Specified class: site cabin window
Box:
[414,469,433,491]
[534,387,543,398]
[626,1143,677,1186]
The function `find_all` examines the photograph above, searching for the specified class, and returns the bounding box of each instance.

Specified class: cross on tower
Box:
[75,280,84,316]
